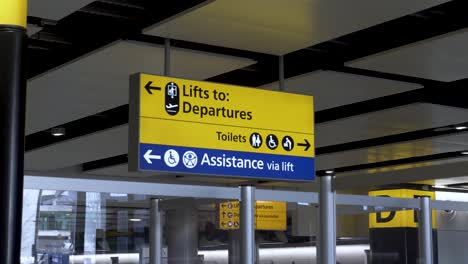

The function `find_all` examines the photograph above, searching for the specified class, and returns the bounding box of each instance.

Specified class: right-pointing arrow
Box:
[297,139,311,151]
[143,149,161,164]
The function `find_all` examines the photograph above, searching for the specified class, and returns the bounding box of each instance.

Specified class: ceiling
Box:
[26,40,255,134]
[259,70,421,111]
[348,28,468,82]
[144,0,449,55]
[22,0,468,192]
[28,0,95,21]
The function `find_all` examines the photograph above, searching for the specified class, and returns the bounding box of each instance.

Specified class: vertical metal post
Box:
[0,0,27,262]
[315,205,321,264]
[318,175,336,264]
[164,39,171,76]
[166,205,198,264]
[279,55,285,91]
[240,186,255,264]
[228,230,241,264]
[419,196,433,264]
[33,190,43,263]
[150,199,163,264]
[153,43,167,264]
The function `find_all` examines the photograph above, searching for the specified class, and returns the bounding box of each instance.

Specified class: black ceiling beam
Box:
[25,0,468,165]
[27,16,45,26]
[28,0,468,82]
[312,0,468,67]
[82,154,128,172]
[317,122,468,155]
[128,34,273,62]
[83,147,468,176]
[423,78,468,109]
[329,66,446,87]
[25,105,129,151]
[81,122,468,173]
[24,88,423,152]
[26,0,210,78]
[317,150,468,176]
[197,1,468,87]
[21,70,463,154]
[315,88,424,123]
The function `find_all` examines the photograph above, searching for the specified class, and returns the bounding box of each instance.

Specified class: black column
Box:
[0,25,27,264]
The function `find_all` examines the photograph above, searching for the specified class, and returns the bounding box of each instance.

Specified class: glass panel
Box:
[435,190,468,264]
[335,201,431,264]
[25,187,467,263]
[22,190,322,264]
[21,189,151,264]
[255,202,317,264]
[336,204,370,264]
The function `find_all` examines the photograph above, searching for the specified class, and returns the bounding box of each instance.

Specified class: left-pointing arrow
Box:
[145,81,162,94]
[144,149,161,164]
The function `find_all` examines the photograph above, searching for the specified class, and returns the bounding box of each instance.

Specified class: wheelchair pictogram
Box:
[267,134,278,150]
[164,149,180,167]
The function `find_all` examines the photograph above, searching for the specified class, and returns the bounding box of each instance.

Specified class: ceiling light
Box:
[433,127,452,132]
[51,127,65,137]
[110,193,128,197]
[297,202,309,206]
[455,126,467,130]
[129,218,141,222]
[325,170,334,174]
[461,152,468,155]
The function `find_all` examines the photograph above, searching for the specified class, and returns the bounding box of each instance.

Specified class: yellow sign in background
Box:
[369,189,436,228]
[218,201,286,230]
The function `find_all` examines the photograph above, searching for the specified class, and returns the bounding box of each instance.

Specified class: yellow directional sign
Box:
[369,189,436,228]
[140,118,314,157]
[129,73,315,181]
[219,201,240,229]
[218,201,287,231]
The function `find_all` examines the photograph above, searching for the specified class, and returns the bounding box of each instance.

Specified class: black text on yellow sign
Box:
[133,74,315,157]
[139,118,314,157]
[218,201,287,231]
[369,189,436,228]
[129,73,315,181]
[138,74,314,134]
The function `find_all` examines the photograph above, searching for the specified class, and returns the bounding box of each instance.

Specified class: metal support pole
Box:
[150,199,163,264]
[166,204,198,264]
[228,230,241,264]
[419,196,433,264]
[0,0,27,263]
[315,205,321,264]
[318,175,336,264]
[164,39,171,76]
[279,55,285,91]
[240,186,255,264]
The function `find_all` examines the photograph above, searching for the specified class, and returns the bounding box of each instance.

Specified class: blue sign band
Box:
[139,143,315,181]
